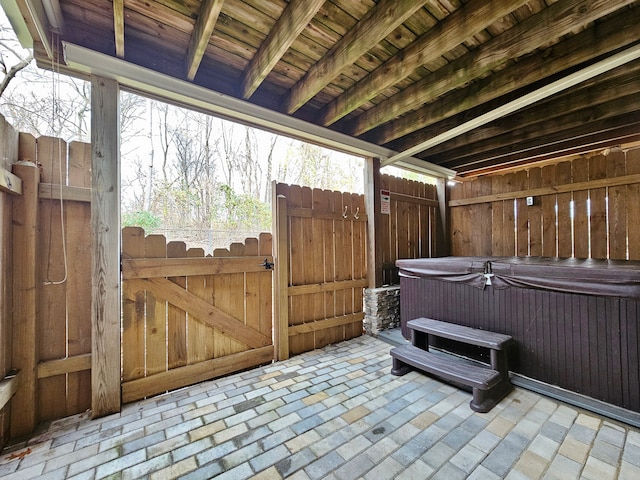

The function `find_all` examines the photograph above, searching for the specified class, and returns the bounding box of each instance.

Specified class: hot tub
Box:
[396,256,640,414]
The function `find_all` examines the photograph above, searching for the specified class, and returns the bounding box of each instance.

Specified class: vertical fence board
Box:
[503,173,516,256]
[492,175,505,256]
[627,148,640,260]
[122,227,145,381]
[145,235,167,376]
[541,165,557,257]
[65,142,92,414]
[515,170,529,257]
[38,137,68,421]
[589,155,608,259]
[556,161,572,258]
[288,185,306,355]
[528,168,543,256]
[607,149,627,260]
[573,157,590,259]
[186,248,209,364]
[167,241,187,369]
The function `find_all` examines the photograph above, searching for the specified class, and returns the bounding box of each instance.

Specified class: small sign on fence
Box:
[380,189,390,215]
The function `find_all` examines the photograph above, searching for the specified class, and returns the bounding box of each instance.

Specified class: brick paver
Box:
[2,335,639,479]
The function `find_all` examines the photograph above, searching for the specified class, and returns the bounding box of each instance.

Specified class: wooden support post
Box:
[273,192,289,360]
[365,157,383,288]
[436,178,451,257]
[91,76,121,417]
[11,161,40,437]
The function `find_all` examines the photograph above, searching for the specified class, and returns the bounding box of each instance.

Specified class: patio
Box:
[1,335,638,480]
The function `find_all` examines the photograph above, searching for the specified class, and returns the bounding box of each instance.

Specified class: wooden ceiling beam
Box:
[186,0,225,81]
[351,0,636,138]
[445,121,640,176]
[319,0,529,127]
[282,0,428,115]
[431,97,640,169]
[113,0,124,58]
[240,0,324,99]
[376,5,640,148]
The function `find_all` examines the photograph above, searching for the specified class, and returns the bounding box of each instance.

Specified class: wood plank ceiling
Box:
[12,0,640,176]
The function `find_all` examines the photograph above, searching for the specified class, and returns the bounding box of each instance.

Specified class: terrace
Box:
[2,335,639,479]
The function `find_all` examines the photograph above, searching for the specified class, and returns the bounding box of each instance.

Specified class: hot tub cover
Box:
[396,257,640,299]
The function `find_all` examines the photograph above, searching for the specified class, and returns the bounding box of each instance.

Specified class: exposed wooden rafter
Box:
[113,0,124,58]
[282,0,429,114]
[377,4,640,148]
[353,0,638,140]
[186,0,225,81]
[240,0,324,99]
[319,0,530,127]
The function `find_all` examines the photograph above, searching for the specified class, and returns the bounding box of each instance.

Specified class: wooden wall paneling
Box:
[187,247,209,363]
[478,176,493,255]
[409,181,419,260]
[121,227,145,382]
[10,161,39,437]
[212,246,233,358]
[503,173,517,256]
[322,192,338,345]
[288,185,306,355]
[342,191,355,340]
[229,242,249,355]
[144,234,168,376]
[607,149,628,260]
[37,136,68,421]
[258,233,273,340]
[626,148,640,260]
[332,189,347,343]
[556,161,573,258]
[65,141,91,414]
[449,182,465,256]
[491,174,505,256]
[541,164,557,257]
[515,170,529,256]
[572,156,590,259]
[589,154,608,259]
[388,176,398,274]
[244,237,261,342]
[167,241,187,369]
[396,181,410,261]
[311,189,328,348]
[349,192,365,340]
[528,167,543,256]
[428,183,437,257]
[300,187,316,351]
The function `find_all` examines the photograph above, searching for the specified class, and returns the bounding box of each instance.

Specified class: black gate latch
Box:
[261,258,274,270]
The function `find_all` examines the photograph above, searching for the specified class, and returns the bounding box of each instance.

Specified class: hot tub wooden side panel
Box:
[399,276,640,413]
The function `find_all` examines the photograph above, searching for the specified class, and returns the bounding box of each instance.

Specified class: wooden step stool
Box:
[390,318,515,413]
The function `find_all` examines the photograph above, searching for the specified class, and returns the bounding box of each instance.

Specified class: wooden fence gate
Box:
[273,183,368,359]
[121,228,274,402]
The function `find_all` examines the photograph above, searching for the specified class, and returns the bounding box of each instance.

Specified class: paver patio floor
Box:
[1,335,639,479]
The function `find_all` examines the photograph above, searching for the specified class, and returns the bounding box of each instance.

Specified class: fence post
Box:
[10,160,40,437]
[91,75,121,417]
[273,193,289,360]
[365,157,383,288]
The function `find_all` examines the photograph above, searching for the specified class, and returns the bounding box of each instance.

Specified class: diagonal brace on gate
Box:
[127,278,272,349]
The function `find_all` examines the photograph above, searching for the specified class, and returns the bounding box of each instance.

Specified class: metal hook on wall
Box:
[342,205,349,218]
[353,207,360,220]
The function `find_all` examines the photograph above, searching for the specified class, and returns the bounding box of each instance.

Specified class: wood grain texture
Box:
[90,75,121,418]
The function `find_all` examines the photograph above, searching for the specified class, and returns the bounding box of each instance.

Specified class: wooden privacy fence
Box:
[274,183,367,359]
[379,174,439,284]
[121,229,274,402]
[4,133,93,444]
[450,146,640,260]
